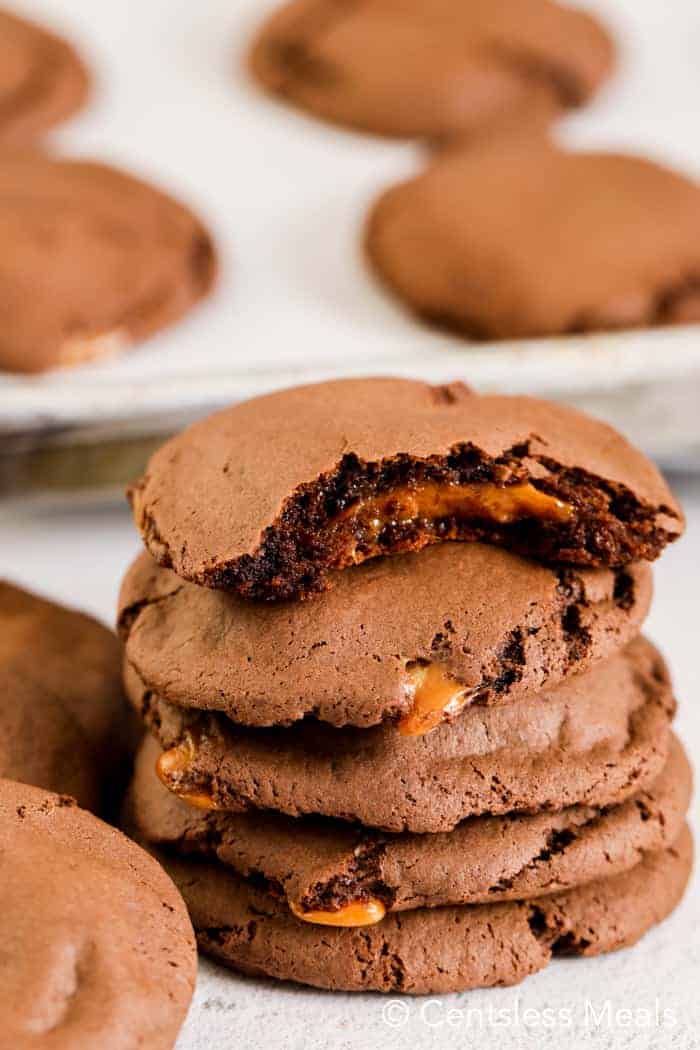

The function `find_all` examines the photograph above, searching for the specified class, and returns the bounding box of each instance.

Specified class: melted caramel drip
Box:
[156,733,219,811]
[398,662,472,736]
[289,898,386,927]
[344,480,572,533]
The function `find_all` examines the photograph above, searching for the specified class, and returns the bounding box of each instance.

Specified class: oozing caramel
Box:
[342,480,572,535]
[399,662,473,736]
[156,733,219,811]
[289,898,386,927]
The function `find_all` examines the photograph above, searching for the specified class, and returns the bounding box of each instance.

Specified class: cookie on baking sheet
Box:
[0,9,89,145]
[249,0,614,139]
[118,547,651,729]
[129,379,682,601]
[0,581,132,815]
[0,154,216,373]
[127,636,676,833]
[0,779,196,1049]
[129,732,691,918]
[367,138,700,340]
[149,825,692,994]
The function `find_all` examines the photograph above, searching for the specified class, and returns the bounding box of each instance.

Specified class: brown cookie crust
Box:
[1,779,196,1049]
[119,548,652,728]
[0,10,89,146]
[0,581,134,815]
[129,379,682,600]
[151,827,692,994]
[0,154,216,374]
[367,139,700,340]
[127,636,676,832]
[129,732,691,916]
[249,0,614,139]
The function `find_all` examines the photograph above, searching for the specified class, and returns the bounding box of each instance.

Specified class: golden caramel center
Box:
[156,734,219,811]
[289,898,386,927]
[399,661,473,737]
[345,481,572,530]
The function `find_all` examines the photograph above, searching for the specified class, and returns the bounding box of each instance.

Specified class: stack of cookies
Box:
[122,378,692,994]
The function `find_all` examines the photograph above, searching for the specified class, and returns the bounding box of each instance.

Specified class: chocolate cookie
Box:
[0,581,132,815]
[1,778,196,1048]
[129,732,691,919]
[150,827,692,994]
[0,154,216,373]
[119,548,651,729]
[0,9,89,145]
[367,138,700,340]
[249,0,614,140]
[128,636,676,832]
[129,379,682,600]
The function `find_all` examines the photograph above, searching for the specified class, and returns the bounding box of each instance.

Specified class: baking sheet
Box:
[1,0,700,466]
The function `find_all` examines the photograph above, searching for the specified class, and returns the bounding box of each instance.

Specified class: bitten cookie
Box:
[0,154,216,373]
[249,0,614,139]
[127,636,676,833]
[367,138,700,340]
[147,826,692,994]
[0,9,89,145]
[119,547,651,729]
[0,581,132,815]
[129,732,691,919]
[129,379,682,600]
[0,779,196,1049]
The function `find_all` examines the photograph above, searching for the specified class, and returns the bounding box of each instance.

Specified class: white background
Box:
[1,1,699,1048]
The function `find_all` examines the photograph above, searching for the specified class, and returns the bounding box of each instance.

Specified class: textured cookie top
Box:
[367,139,700,339]
[0,9,89,145]
[130,732,691,918]
[0,581,132,814]
[130,378,682,599]
[0,154,216,373]
[131,636,676,832]
[0,779,196,1050]
[119,547,652,728]
[249,0,614,138]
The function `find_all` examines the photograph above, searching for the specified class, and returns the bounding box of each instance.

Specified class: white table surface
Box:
[1,0,699,1046]
[1,478,698,1050]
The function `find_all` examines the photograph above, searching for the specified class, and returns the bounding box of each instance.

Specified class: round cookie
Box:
[150,827,692,994]
[249,0,614,140]
[367,138,700,340]
[0,154,217,373]
[129,378,682,600]
[128,636,677,832]
[0,581,133,815]
[0,9,89,146]
[119,547,652,729]
[129,732,691,917]
[0,778,196,1049]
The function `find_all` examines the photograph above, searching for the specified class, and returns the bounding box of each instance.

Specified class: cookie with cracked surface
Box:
[0,9,89,146]
[248,0,614,140]
[367,139,700,340]
[145,825,692,994]
[128,732,691,920]
[0,580,133,815]
[0,778,196,1049]
[127,636,676,833]
[128,378,682,600]
[118,547,651,729]
[0,154,216,373]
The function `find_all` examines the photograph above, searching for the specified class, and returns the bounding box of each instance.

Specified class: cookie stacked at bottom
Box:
[121,379,692,994]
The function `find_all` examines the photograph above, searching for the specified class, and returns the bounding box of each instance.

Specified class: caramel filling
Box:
[399,662,473,736]
[289,898,386,927]
[57,328,127,368]
[341,481,573,536]
[156,734,219,811]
